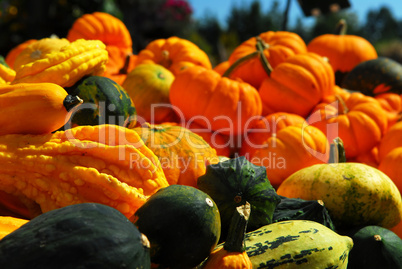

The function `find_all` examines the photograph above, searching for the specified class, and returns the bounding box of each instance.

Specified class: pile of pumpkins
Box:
[1,11,402,268]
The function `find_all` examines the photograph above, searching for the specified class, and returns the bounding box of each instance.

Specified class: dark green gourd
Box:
[0,203,151,269]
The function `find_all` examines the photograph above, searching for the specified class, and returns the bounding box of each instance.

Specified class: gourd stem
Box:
[63,95,83,112]
[223,202,250,253]
[334,19,347,35]
[328,137,347,163]
[119,54,132,75]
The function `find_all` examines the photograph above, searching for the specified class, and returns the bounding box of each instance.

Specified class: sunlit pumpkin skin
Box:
[0,83,82,135]
[63,75,136,129]
[169,65,262,136]
[213,60,230,76]
[0,216,29,240]
[122,63,177,124]
[308,92,388,159]
[259,52,335,117]
[227,31,307,89]
[379,147,402,194]
[132,123,219,187]
[67,12,134,85]
[242,125,329,188]
[136,36,212,76]
[5,39,37,69]
[163,121,232,157]
[240,112,306,158]
[341,57,402,96]
[0,56,15,84]
[348,145,379,168]
[307,20,378,85]
[277,162,402,229]
[11,38,108,87]
[375,92,402,130]
[379,121,402,161]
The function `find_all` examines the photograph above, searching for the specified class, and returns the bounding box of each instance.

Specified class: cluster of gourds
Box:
[1,11,402,269]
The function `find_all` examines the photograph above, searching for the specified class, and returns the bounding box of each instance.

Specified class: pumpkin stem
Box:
[222,36,273,78]
[222,51,260,78]
[334,19,347,35]
[160,50,172,69]
[328,137,347,163]
[119,54,132,75]
[255,37,273,76]
[334,94,349,114]
[223,202,250,253]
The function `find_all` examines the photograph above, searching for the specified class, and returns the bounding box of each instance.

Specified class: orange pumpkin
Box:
[259,52,335,117]
[378,147,402,194]
[227,31,307,89]
[67,12,135,85]
[213,60,230,76]
[308,92,388,159]
[169,65,262,136]
[242,125,329,188]
[136,36,212,76]
[307,19,378,85]
[375,92,402,130]
[132,123,219,187]
[240,112,306,158]
[378,121,402,161]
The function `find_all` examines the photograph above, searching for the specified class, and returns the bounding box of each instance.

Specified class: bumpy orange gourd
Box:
[0,124,169,219]
[132,123,219,187]
[12,37,108,87]
[0,58,15,84]
[241,125,329,188]
[259,52,335,117]
[5,39,37,69]
[169,65,262,136]
[0,83,82,135]
[227,31,307,89]
[136,36,212,76]
[308,92,388,159]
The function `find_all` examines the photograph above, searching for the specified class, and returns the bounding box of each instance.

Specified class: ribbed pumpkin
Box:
[259,52,335,117]
[307,19,378,85]
[132,123,220,187]
[5,39,37,69]
[67,11,135,85]
[227,31,307,89]
[135,36,212,76]
[379,147,402,194]
[11,37,108,87]
[240,112,306,158]
[375,92,402,130]
[241,125,329,188]
[122,63,177,124]
[169,65,262,136]
[163,121,232,158]
[379,121,402,161]
[308,91,388,159]
[0,56,15,84]
[0,124,168,219]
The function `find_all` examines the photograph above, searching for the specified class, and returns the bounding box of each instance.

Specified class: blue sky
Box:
[188,0,402,28]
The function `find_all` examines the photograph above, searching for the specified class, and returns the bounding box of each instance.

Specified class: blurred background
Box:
[1,0,401,66]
